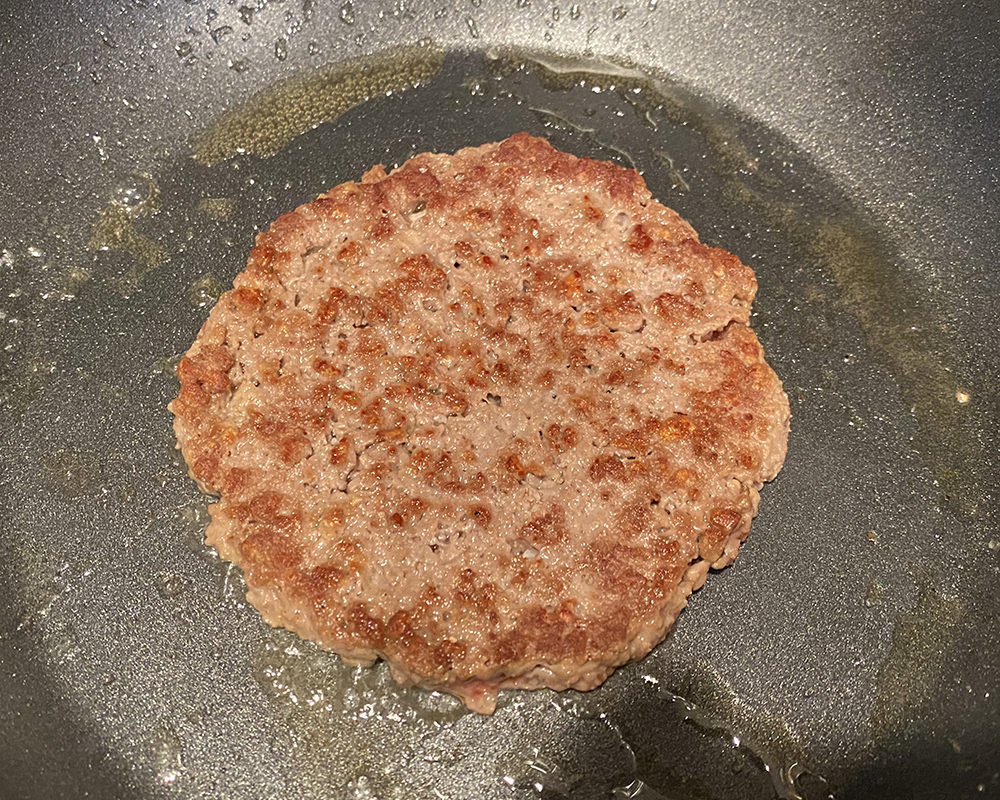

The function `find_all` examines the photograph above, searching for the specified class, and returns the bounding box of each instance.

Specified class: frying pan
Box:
[1,0,997,798]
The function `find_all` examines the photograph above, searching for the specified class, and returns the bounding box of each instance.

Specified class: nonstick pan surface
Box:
[1,2,997,798]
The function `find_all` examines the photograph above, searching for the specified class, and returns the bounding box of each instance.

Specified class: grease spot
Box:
[192,44,445,164]
[864,580,886,607]
[40,449,106,498]
[196,197,236,220]
[147,722,185,786]
[188,274,224,310]
[872,583,962,737]
[87,174,168,297]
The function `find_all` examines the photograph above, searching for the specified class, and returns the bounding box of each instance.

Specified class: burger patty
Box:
[169,133,790,713]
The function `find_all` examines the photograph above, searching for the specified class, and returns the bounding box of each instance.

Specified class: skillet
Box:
[1,1,997,797]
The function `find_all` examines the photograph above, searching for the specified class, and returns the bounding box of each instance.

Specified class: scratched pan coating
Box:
[0,2,997,799]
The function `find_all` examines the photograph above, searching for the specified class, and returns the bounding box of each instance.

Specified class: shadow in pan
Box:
[838,739,1000,800]
[0,594,133,799]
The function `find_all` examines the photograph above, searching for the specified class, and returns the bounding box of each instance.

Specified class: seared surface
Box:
[169,134,789,713]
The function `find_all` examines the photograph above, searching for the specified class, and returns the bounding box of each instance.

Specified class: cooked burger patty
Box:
[169,133,790,713]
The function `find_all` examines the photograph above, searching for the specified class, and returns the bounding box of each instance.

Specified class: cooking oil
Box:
[192,44,444,165]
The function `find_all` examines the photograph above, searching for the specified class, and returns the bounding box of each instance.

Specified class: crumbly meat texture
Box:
[169,133,790,713]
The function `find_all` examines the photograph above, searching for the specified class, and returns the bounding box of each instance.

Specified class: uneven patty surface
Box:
[169,133,790,713]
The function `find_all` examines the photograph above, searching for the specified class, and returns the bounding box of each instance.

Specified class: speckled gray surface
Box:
[1,2,998,799]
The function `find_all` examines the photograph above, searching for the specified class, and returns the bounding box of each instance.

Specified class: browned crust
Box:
[169,133,790,713]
